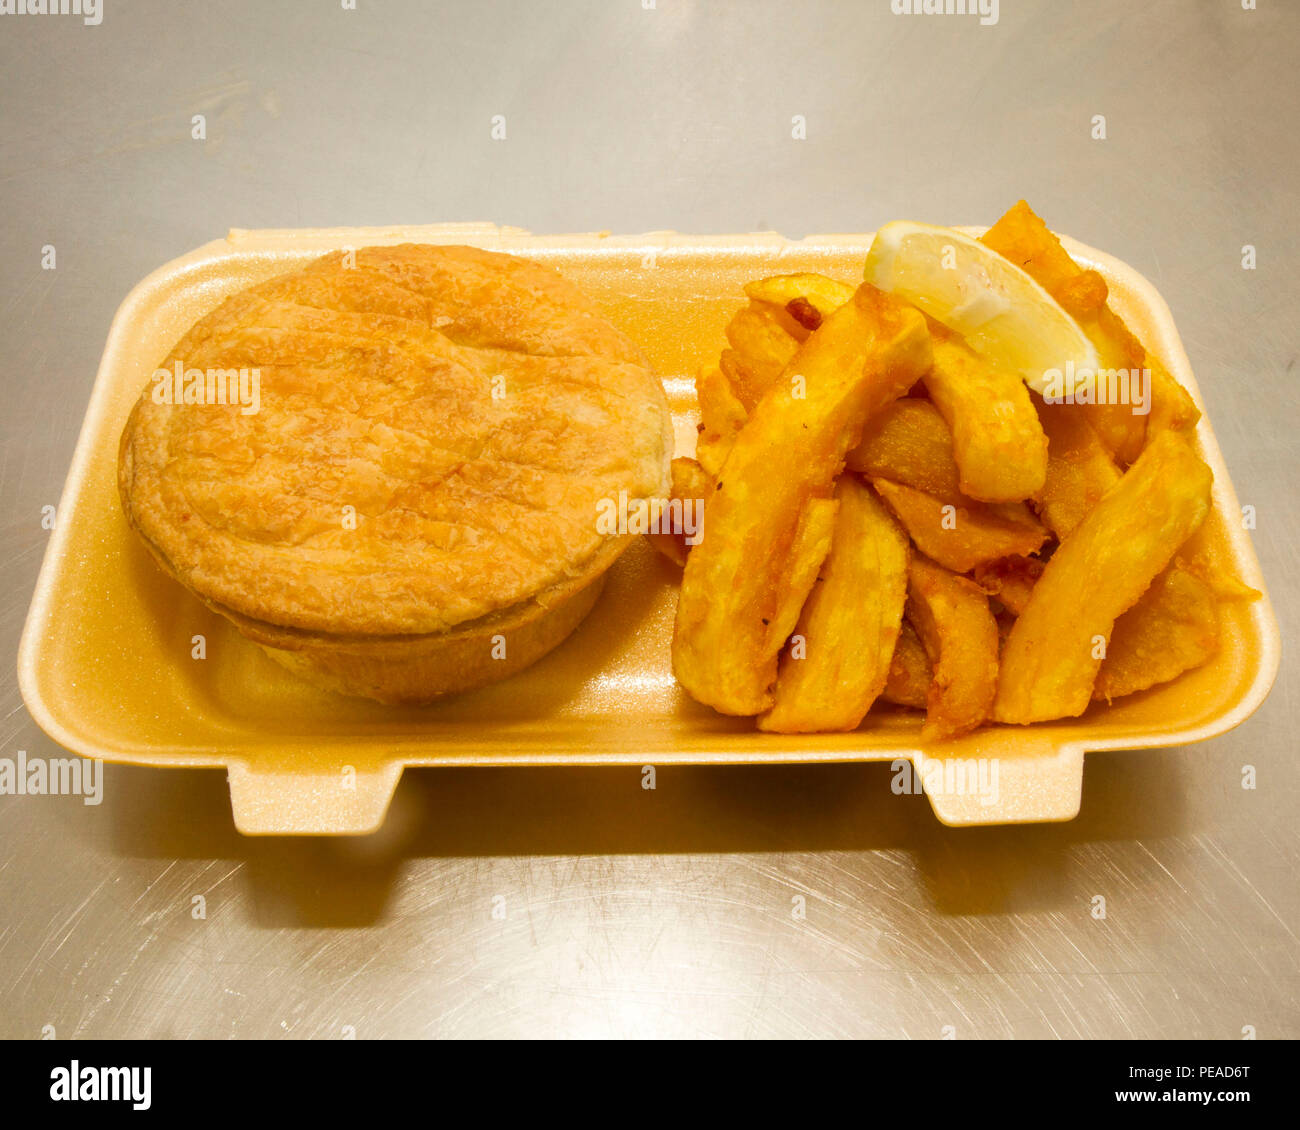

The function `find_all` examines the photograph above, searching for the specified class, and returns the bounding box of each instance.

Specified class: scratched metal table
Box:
[1,1,1296,1039]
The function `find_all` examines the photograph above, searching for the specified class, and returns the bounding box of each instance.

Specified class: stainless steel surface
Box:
[1,0,1296,1039]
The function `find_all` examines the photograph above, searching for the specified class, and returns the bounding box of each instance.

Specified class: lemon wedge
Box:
[863,221,1099,394]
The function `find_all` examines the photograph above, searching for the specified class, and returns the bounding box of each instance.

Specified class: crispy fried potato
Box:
[1093,565,1219,701]
[882,619,931,709]
[648,456,712,567]
[1088,307,1198,443]
[695,363,748,478]
[870,478,1049,573]
[759,479,909,733]
[1053,269,1110,320]
[972,555,1045,617]
[1175,552,1262,602]
[661,490,837,651]
[721,303,800,410]
[906,555,1000,740]
[1083,304,1151,463]
[924,327,1049,502]
[673,284,933,715]
[1035,399,1122,538]
[981,200,1201,464]
[743,273,856,341]
[846,398,962,497]
[980,199,1084,295]
[993,431,1214,723]
[713,356,758,414]
[1146,353,1201,440]
[671,203,1230,735]
[768,496,839,652]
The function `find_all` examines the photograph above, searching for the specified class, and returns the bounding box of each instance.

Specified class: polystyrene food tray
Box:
[17,224,1280,833]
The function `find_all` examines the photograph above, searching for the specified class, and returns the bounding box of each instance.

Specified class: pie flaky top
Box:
[119,244,672,636]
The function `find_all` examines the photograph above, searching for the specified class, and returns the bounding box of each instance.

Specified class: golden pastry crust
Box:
[119,244,671,636]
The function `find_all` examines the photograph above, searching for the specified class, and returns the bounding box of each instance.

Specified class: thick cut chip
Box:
[846,398,962,497]
[759,479,909,733]
[744,273,856,341]
[993,431,1214,723]
[1035,399,1122,538]
[972,555,1045,617]
[906,555,1000,740]
[1176,552,1262,603]
[673,284,933,715]
[980,200,1086,296]
[1146,354,1201,441]
[1086,306,1196,452]
[721,303,800,410]
[1053,269,1110,321]
[871,478,1048,573]
[882,619,931,709]
[766,497,839,657]
[924,328,1049,502]
[1094,565,1219,701]
[1074,305,1150,464]
[982,202,1144,459]
[648,456,711,567]
[981,200,1199,462]
[695,364,748,478]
